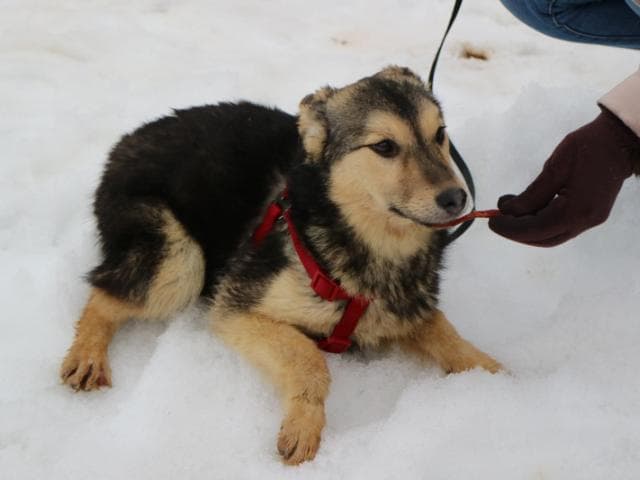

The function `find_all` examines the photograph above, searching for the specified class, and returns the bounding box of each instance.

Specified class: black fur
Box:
[215,231,291,312]
[322,77,449,183]
[89,102,301,302]
[288,162,447,321]
[88,72,449,327]
[213,157,447,323]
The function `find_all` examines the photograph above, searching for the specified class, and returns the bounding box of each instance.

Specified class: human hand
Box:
[489,107,640,247]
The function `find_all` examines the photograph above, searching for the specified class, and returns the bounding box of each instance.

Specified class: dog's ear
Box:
[375,66,427,89]
[298,86,335,162]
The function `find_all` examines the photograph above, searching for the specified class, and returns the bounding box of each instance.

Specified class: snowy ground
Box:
[1,0,639,478]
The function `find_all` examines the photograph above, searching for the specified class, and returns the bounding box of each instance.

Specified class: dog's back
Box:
[61,69,501,466]
[89,102,300,301]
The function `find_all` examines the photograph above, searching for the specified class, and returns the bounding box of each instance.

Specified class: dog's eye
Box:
[435,126,446,146]
[369,139,399,158]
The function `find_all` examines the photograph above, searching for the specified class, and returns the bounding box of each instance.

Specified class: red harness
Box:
[252,191,370,353]
[251,191,500,354]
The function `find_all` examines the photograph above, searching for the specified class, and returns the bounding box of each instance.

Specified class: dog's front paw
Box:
[473,354,503,374]
[277,401,325,465]
[60,346,112,391]
[447,348,503,375]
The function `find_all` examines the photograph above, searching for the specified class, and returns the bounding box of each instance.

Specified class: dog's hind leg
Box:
[402,309,502,374]
[212,311,329,465]
[61,207,205,391]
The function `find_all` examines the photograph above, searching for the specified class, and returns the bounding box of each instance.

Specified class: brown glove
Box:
[489,107,640,247]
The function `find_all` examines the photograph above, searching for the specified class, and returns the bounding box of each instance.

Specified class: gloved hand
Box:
[489,107,640,247]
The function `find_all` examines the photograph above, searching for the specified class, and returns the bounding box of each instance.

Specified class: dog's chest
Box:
[254,265,420,347]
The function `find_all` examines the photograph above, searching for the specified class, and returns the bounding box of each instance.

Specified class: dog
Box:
[60,66,501,465]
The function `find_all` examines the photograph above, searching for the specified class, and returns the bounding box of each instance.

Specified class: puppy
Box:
[61,66,501,465]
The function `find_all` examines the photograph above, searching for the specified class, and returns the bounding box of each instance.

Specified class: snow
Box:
[1,0,639,478]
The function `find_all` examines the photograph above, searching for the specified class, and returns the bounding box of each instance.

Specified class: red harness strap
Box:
[252,191,370,353]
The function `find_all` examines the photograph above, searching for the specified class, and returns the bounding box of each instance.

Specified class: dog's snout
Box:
[436,188,467,216]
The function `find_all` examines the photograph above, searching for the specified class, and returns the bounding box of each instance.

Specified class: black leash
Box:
[428,0,475,246]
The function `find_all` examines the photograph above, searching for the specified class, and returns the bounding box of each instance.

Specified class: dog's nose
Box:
[436,188,467,216]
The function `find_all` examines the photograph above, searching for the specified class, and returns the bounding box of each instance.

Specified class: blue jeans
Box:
[499,0,640,49]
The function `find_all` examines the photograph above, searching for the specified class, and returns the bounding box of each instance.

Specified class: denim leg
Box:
[627,0,640,16]
[499,0,640,49]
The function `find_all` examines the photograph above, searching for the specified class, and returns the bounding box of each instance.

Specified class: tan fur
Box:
[328,151,432,261]
[242,264,442,350]
[398,157,465,222]
[324,82,358,112]
[251,266,343,338]
[416,100,444,141]
[326,108,465,260]
[401,310,502,374]
[374,65,426,88]
[211,268,500,465]
[416,100,468,189]
[213,89,500,461]
[297,86,335,161]
[362,110,416,147]
[212,310,329,465]
[60,288,139,390]
[143,210,205,319]
[61,209,205,390]
[65,67,500,466]
[350,302,424,347]
[247,263,420,348]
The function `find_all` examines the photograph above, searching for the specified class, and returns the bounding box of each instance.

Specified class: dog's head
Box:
[297,66,471,242]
